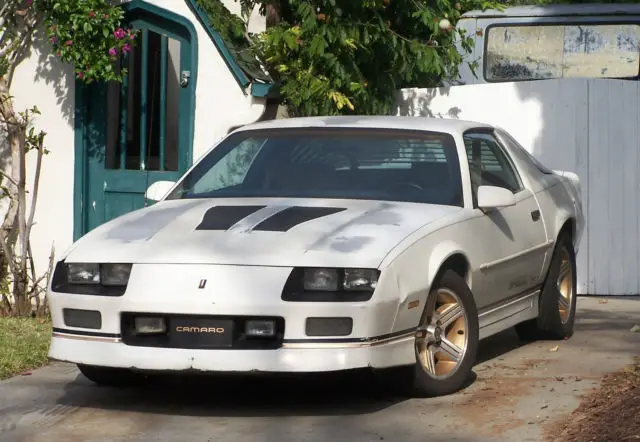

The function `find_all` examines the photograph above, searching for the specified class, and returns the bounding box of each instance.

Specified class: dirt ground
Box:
[545,358,640,442]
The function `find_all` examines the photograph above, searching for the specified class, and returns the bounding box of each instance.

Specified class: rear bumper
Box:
[48,331,415,372]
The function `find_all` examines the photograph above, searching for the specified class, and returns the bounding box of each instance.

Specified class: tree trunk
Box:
[265,2,281,27]
[12,265,29,316]
[0,78,28,316]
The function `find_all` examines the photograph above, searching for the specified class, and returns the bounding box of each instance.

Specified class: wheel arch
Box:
[427,242,472,291]
[556,216,576,247]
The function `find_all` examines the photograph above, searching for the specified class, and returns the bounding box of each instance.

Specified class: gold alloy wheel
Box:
[557,247,574,324]
[415,288,468,379]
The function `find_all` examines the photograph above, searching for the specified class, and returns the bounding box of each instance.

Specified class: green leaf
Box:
[283,32,298,50]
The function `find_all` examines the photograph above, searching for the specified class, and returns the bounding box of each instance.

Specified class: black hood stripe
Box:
[196,205,266,230]
[252,206,346,232]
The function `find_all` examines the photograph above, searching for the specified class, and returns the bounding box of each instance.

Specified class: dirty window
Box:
[485,24,640,82]
[464,132,522,194]
[191,138,265,194]
[168,128,464,207]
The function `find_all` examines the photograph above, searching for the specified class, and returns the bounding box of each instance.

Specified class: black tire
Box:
[395,269,480,397]
[515,232,577,341]
[77,364,147,387]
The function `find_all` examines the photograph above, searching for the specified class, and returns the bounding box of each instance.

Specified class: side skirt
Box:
[478,288,540,340]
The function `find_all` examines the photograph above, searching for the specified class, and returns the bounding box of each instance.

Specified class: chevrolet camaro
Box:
[47,116,584,397]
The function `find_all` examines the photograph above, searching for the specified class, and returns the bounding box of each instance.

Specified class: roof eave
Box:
[184,0,278,98]
[250,81,280,99]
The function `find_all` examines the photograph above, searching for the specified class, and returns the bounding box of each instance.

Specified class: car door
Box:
[464,130,548,307]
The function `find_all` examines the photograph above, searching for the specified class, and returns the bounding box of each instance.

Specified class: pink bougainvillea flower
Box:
[122,43,132,54]
[66,40,73,46]
[104,13,109,19]
[77,72,84,79]
[114,28,126,39]
[50,36,57,44]
[89,11,95,17]
[26,0,33,6]
[108,47,118,57]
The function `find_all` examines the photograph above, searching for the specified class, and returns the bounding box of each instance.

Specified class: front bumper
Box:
[48,332,415,372]
[47,263,417,372]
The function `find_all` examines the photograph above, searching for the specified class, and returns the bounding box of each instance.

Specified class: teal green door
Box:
[78,8,196,237]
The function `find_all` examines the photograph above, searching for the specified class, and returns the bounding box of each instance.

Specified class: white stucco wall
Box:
[220,0,266,34]
[397,79,640,296]
[2,0,267,288]
[9,41,76,282]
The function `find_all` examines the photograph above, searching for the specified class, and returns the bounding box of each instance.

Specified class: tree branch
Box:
[0,168,18,187]
[0,226,17,276]
[6,19,37,88]
[24,133,43,252]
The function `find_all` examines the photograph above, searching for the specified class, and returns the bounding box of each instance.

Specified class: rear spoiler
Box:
[552,170,582,198]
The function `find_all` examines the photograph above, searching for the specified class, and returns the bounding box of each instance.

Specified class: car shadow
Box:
[475,326,528,365]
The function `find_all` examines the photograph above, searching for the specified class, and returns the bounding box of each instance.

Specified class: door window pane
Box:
[464,132,521,194]
[105,29,181,171]
[165,38,181,171]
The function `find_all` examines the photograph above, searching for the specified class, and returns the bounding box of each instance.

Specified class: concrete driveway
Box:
[1,296,639,442]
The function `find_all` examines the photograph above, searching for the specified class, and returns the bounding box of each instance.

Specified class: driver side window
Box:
[463,131,522,198]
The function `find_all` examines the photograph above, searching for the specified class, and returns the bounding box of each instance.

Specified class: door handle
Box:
[180,70,191,88]
[531,209,540,222]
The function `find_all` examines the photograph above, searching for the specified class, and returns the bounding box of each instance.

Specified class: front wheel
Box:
[399,269,480,397]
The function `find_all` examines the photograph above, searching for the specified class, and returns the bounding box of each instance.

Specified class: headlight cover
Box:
[303,268,339,291]
[283,267,380,302]
[101,263,132,286]
[343,268,378,291]
[65,263,132,286]
[67,263,100,284]
[303,268,379,292]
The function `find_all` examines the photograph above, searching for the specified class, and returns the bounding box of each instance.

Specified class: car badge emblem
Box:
[198,279,207,289]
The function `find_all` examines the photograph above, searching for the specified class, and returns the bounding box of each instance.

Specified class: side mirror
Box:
[145,180,176,202]
[477,185,516,209]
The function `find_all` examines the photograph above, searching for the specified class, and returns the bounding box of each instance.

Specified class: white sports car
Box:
[48,116,584,397]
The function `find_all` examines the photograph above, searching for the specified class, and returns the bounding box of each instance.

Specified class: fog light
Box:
[245,319,276,337]
[134,317,166,334]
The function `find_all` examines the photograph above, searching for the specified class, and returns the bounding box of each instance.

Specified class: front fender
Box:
[386,236,470,334]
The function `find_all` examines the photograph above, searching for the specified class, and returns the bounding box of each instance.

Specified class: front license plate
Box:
[169,317,234,349]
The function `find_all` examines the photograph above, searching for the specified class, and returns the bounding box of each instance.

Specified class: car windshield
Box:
[166,128,464,206]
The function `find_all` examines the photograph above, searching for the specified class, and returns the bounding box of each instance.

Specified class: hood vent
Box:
[253,206,346,232]
[196,205,266,231]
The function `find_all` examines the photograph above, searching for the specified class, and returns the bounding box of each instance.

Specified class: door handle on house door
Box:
[180,71,191,88]
[531,209,540,222]
[92,201,96,212]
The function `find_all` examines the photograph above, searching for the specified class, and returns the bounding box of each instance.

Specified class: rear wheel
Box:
[77,364,147,387]
[399,269,480,397]
[515,232,577,341]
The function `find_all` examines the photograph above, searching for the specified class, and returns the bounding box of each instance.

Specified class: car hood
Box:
[64,198,462,268]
